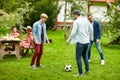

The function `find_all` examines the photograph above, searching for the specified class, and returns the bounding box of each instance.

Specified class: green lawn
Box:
[0,30,120,80]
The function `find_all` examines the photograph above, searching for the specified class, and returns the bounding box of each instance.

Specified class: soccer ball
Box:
[64,64,72,72]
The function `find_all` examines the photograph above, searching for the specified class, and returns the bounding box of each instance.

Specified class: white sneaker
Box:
[73,73,82,77]
[88,60,91,62]
[30,65,37,69]
[101,60,105,65]
[37,64,46,68]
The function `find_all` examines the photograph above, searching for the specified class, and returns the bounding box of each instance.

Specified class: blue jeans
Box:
[76,42,89,74]
[87,40,104,60]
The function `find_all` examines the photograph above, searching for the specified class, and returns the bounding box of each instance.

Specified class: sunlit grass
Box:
[0,30,120,80]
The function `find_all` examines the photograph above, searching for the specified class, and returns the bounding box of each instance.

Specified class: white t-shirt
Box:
[67,16,93,44]
[90,22,94,41]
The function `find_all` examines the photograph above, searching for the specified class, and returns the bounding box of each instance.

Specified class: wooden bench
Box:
[20,41,34,56]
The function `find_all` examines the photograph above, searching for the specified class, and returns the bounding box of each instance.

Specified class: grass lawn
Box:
[0,30,120,80]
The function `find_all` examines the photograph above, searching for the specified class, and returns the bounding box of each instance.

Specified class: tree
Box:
[0,0,22,12]
[63,0,87,39]
[71,0,87,16]
[107,0,120,44]
[0,11,18,34]
[24,0,59,29]
[63,0,67,40]
[15,2,33,30]
[0,0,59,29]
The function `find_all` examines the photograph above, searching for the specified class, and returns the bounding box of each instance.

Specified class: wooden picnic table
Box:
[0,37,22,60]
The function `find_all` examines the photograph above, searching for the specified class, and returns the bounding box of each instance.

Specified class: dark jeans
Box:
[87,41,104,60]
[30,42,43,66]
[76,42,89,74]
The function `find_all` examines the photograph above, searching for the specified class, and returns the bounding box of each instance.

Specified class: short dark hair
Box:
[11,26,17,30]
[87,13,92,17]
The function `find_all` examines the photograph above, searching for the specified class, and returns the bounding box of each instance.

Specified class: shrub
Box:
[0,13,18,34]
[23,0,59,29]
[106,0,120,44]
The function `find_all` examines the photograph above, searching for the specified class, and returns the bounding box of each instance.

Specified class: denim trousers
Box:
[87,40,104,60]
[76,42,89,74]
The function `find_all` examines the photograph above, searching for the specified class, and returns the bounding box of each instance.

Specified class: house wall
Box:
[90,2,109,22]
[55,1,73,29]
[55,1,109,29]
[57,1,72,22]
[57,1,109,22]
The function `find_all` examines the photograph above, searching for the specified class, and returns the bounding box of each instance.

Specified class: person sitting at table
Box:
[5,26,20,51]
[20,26,33,56]
[10,26,20,38]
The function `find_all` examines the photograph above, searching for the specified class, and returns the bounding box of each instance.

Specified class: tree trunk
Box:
[63,0,67,40]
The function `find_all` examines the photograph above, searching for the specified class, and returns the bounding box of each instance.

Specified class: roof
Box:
[89,0,114,3]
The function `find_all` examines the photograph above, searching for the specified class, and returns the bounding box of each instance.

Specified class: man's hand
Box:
[35,40,38,44]
[33,35,38,44]
[96,39,100,43]
[47,40,50,44]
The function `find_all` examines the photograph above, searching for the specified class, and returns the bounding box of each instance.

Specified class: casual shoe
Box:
[30,65,37,69]
[73,73,82,77]
[101,60,105,65]
[88,60,91,62]
[36,64,46,68]
[85,70,90,74]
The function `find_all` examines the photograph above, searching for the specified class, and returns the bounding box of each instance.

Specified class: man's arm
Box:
[45,24,49,44]
[66,21,78,43]
[32,23,38,44]
[96,21,101,40]
[46,35,50,43]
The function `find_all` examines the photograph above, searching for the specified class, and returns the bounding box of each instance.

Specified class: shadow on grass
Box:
[0,53,33,62]
[1,55,17,61]
[102,43,120,50]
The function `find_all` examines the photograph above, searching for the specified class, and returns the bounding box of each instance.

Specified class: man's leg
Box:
[82,43,89,72]
[87,41,93,60]
[36,42,44,66]
[30,43,40,66]
[95,41,105,65]
[95,41,104,60]
[76,43,84,75]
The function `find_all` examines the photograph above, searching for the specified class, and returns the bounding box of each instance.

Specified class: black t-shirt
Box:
[41,26,44,42]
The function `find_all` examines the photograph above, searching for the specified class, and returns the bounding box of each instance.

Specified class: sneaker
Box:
[88,60,91,62]
[101,60,105,65]
[85,70,90,74]
[73,73,82,77]
[30,65,37,69]
[36,64,46,68]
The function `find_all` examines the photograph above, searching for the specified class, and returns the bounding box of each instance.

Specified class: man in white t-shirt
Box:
[67,10,92,77]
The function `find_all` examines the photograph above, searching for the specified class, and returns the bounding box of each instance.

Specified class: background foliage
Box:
[71,0,87,16]
[0,0,59,30]
[106,0,120,44]
[0,12,18,35]
[24,0,59,29]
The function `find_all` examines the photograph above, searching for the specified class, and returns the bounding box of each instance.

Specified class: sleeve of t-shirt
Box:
[67,21,78,42]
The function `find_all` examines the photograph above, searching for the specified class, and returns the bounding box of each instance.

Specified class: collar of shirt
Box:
[39,20,44,26]
[77,16,81,19]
